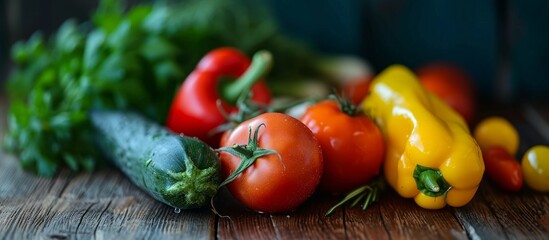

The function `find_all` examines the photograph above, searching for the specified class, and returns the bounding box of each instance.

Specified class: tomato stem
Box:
[211,91,314,138]
[329,92,359,116]
[217,123,281,188]
[221,50,273,105]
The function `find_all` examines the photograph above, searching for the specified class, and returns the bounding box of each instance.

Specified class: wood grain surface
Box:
[1,96,549,239]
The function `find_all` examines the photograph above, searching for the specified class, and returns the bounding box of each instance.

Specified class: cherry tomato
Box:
[521,145,549,192]
[484,146,523,192]
[219,112,323,213]
[417,63,476,124]
[474,116,519,155]
[342,75,373,105]
[300,100,385,194]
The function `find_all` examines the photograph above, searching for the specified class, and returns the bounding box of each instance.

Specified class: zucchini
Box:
[90,111,220,210]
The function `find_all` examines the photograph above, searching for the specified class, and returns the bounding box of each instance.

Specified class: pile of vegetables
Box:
[4,0,549,215]
[3,0,317,176]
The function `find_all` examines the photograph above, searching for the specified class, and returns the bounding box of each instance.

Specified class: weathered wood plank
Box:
[0,195,100,239]
[0,166,216,239]
[60,163,216,238]
[376,190,467,240]
[216,190,346,239]
[94,196,214,239]
[456,183,549,239]
[215,188,283,239]
[0,195,215,239]
[481,185,549,239]
[343,194,392,240]
[268,195,345,239]
[451,185,508,240]
[58,169,148,201]
[0,153,73,199]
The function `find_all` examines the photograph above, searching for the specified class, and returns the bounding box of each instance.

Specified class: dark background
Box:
[1,0,548,102]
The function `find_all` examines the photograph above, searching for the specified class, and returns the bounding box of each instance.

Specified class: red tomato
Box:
[342,75,373,105]
[417,63,476,124]
[300,100,385,194]
[484,146,523,192]
[219,112,323,213]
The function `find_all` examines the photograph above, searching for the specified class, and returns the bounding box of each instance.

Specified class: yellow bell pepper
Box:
[362,65,484,209]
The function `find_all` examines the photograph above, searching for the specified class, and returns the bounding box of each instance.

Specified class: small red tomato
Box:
[300,99,385,194]
[417,63,476,124]
[484,146,523,192]
[342,75,373,105]
[219,112,323,213]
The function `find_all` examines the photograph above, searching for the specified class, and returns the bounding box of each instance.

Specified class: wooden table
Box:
[1,95,549,240]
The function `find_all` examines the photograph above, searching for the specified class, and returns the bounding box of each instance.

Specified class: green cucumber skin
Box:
[90,111,220,209]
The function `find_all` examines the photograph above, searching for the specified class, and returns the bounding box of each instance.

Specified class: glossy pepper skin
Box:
[166,48,271,146]
[361,65,484,209]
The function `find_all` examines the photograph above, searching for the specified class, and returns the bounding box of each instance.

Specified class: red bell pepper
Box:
[166,47,272,147]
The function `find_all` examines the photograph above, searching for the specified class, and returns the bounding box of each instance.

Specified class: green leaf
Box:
[140,36,179,61]
[107,20,135,50]
[97,53,125,82]
[50,113,72,130]
[37,69,56,86]
[64,154,79,171]
[142,6,169,35]
[93,0,124,33]
[153,61,183,88]
[54,20,84,54]
[84,30,106,70]
[127,5,152,25]
[12,41,29,64]
[36,154,58,177]
[325,178,385,216]
[80,156,96,172]
[12,33,46,64]
[19,146,38,171]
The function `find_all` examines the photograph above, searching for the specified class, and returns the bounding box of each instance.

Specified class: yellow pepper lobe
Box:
[362,65,484,209]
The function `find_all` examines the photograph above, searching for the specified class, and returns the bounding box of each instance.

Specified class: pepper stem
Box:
[419,170,440,192]
[413,165,452,197]
[221,50,273,105]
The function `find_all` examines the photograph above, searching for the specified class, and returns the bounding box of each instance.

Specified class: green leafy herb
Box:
[3,0,317,176]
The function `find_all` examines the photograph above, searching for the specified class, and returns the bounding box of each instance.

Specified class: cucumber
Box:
[90,111,220,210]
